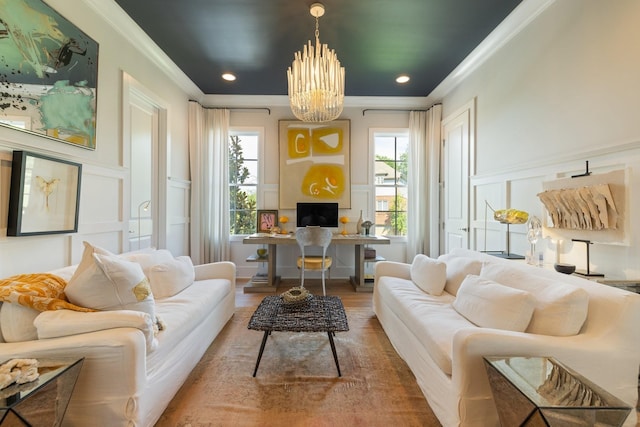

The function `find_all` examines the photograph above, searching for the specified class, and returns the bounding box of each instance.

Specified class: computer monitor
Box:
[296,202,339,228]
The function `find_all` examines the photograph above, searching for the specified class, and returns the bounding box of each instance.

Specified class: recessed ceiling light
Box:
[222,73,236,82]
[396,75,410,84]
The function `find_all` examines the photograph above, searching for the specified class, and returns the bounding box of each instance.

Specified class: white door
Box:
[441,101,474,253]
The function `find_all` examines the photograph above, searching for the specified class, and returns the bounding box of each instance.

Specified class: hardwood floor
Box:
[235,278,374,309]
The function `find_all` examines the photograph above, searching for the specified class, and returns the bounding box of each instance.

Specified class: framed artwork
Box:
[0,0,99,150]
[257,210,278,233]
[7,151,82,236]
[279,120,351,209]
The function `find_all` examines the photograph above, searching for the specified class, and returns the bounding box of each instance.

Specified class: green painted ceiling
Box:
[114,0,522,97]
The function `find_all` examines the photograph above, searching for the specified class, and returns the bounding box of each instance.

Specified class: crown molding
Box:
[428,0,555,102]
[82,0,203,99]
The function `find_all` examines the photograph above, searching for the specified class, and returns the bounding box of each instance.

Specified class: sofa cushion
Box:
[376,275,472,375]
[65,251,157,325]
[148,256,195,299]
[410,254,447,295]
[480,263,589,336]
[34,309,158,352]
[0,303,39,342]
[453,275,535,332]
[437,253,483,296]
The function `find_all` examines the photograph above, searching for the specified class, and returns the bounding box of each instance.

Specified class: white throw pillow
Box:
[35,309,157,352]
[65,252,156,324]
[148,256,195,299]
[437,253,483,296]
[453,275,535,332]
[480,263,589,336]
[69,241,114,281]
[0,303,39,342]
[410,254,447,295]
[121,249,175,278]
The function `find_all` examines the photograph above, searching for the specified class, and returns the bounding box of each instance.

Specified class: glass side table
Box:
[0,358,84,426]
[483,356,631,427]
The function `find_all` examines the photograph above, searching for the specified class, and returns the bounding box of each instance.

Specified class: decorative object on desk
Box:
[8,151,82,236]
[0,359,39,389]
[256,248,267,258]
[280,286,312,306]
[0,0,99,150]
[356,210,363,235]
[278,216,289,233]
[554,263,576,275]
[340,216,349,235]
[278,120,351,209]
[361,220,373,235]
[257,210,278,233]
[572,239,604,277]
[483,201,528,259]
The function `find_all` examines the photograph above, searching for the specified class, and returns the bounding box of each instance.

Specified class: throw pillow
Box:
[453,274,535,332]
[480,263,589,336]
[70,241,114,281]
[437,253,483,296]
[65,252,157,325]
[148,256,195,299]
[409,254,447,295]
[121,249,175,278]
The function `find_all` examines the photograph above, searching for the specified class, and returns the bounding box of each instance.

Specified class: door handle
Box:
[459,228,469,232]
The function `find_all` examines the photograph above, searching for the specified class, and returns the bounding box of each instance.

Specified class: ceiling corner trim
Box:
[82,0,203,99]
[428,0,556,102]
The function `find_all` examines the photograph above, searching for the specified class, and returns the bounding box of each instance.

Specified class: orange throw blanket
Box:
[0,273,94,312]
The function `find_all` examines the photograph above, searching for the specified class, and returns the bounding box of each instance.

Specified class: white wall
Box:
[0,0,193,276]
[443,0,640,279]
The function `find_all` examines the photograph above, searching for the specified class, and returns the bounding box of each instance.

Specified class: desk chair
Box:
[296,227,333,296]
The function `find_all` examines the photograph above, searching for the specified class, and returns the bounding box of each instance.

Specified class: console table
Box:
[243,233,389,292]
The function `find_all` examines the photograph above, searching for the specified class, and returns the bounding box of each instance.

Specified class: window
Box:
[374,132,408,237]
[229,130,259,235]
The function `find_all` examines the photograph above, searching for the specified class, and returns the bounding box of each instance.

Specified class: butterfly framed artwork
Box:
[7,151,82,236]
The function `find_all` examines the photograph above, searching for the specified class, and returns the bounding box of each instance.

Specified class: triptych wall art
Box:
[0,0,99,149]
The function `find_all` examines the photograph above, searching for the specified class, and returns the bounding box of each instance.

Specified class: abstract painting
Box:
[0,0,99,149]
[279,120,350,209]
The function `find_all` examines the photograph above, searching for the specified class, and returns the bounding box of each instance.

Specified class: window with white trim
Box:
[373,131,408,237]
[229,130,259,235]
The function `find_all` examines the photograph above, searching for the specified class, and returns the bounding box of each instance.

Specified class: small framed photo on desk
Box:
[257,210,278,233]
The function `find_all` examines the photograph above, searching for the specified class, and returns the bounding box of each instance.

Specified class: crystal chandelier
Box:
[287,3,345,123]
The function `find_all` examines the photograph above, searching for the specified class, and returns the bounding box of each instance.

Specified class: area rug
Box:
[156,307,441,427]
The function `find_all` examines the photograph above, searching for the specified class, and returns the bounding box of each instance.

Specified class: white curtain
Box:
[407,105,442,259]
[188,101,230,263]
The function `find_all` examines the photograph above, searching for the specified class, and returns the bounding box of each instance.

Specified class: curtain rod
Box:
[362,105,441,116]
[188,101,271,115]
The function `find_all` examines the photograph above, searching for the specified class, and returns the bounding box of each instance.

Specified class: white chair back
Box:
[296,227,332,295]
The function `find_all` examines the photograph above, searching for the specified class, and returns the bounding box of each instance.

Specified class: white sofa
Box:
[373,248,640,427]
[0,245,236,427]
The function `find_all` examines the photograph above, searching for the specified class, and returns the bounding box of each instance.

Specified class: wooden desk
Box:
[243,234,390,293]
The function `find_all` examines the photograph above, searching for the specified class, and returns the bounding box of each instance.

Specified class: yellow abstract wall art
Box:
[279,120,351,209]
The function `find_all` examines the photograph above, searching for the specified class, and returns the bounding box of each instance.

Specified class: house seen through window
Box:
[229,131,258,235]
[374,132,408,237]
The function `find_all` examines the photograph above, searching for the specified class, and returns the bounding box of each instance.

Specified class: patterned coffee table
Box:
[248,295,349,377]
